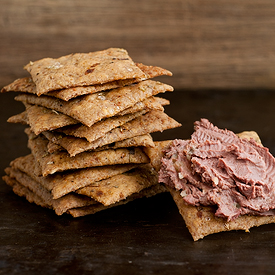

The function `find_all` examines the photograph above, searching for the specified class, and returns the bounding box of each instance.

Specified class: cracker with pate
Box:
[150,131,275,241]
[15,80,173,127]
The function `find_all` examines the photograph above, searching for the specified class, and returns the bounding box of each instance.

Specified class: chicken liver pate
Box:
[159,119,275,221]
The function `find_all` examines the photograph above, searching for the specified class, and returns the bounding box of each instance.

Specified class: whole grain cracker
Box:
[10,154,138,199]
[7,111,28,125]
[59,110,147,142]
[44,132,155,154]
[43,110,181,156]
[26,130,149,176]
[3,173,49,208]
[26,104,78,135]
[5,167,97,215]
[15,80,173,127]
[168,186,275,241]
[1,62,172,101]
[24,48,147,95]
[76,164,159,206]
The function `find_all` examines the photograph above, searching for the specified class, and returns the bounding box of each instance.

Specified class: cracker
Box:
[144,140,173,172]
[45,133,155,154]
[26,104,78,135]
[26,130,149,176]
[23,48,147,95]
[15,80,173,127]
[1,62,172,101]
[168,186,275,241]
[10,154,137,199]
[68,183,167,217]
[5,167,97,215]
[3,174,49,208]
[154,131,274,240]
[59,110,147,142]
[42,110,181,156]
[76,164,159,206]
[7,111,28,125]
[57,96,170,142]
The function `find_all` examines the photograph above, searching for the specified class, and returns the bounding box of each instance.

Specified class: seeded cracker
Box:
[2,47,180,218]
[41,110,181,156]
[5,167,97,215]
[76,164,159,206]
[26,131,149,176]
[15,80,173,127]
[10,154,137,199]
[149,132,275,241]
[1,62,172,101]
[23,48,147,95]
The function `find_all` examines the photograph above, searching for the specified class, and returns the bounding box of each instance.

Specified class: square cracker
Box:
[43,110,181,156]
[26,131,149,176]
[168,187,275,241]
[58,96,169,142]
[23,48,147,95]
[10,154,137,199]
[149,132,275,241]
[25,104,78,135]
[15,80,173,127]
[4,167,96,216]
[1,62,171,101]
[76,164,159,206]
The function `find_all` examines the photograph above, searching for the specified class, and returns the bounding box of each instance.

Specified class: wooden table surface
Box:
[1,88,275,275]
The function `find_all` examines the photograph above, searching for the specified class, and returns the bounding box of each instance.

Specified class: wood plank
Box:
[1,0,275,89]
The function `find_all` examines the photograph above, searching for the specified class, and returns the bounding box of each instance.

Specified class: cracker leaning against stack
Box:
[1,48,181,217]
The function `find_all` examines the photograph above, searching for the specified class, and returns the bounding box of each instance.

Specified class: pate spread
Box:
[159,119,275,221]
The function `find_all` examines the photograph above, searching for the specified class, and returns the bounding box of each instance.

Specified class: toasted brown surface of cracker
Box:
[15,80,173,127]
[26,104,78,135]
[26,130,149,176]
[42,110,181,156]
[59,110,147,143]
[168,187,275,241]
[1,63,172,101]
[77,164,159,206]
[23,48,147,95]
[4,168,97,216]
[10,154,138,199]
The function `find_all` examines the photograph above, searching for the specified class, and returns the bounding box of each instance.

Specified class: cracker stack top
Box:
[2,48,181,217]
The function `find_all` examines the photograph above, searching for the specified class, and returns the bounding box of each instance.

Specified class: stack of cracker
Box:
[1,48,181,217]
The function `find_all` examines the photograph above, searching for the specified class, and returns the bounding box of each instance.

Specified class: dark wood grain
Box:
[1,89,275,275]
[1,0,275,90]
